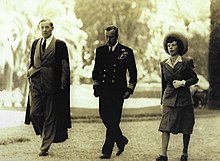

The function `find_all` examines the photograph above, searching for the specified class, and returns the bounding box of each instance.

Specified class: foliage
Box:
[0,0,87,107]
[0,0,212,107]
[75,0,151,82]
[0,0,87,88]
[75,0,210,83]
[134,0,210,80]
[208,0,220,109]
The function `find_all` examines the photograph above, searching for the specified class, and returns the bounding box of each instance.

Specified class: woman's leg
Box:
[162,132,170,156]
[182,134,191,156]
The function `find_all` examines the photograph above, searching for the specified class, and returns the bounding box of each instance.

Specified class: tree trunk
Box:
[208,0,220,109]
[3,62,13,91]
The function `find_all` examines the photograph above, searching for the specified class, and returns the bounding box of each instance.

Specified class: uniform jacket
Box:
[161,57,198,107]
[25,38,71,142]
[92,43,137,94]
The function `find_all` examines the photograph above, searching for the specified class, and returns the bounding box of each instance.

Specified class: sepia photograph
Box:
[0,0,220,160]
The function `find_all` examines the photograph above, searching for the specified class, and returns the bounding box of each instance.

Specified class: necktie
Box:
[42,39,46,52]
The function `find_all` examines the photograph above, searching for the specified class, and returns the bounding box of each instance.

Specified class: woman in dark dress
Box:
[156,32,199,161]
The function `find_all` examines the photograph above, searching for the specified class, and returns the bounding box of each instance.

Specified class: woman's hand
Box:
[160,104,163,113]
[173,80,186,89]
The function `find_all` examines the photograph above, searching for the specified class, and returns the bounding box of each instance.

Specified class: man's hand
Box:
[173,80,186,89]
[123,91,131,99]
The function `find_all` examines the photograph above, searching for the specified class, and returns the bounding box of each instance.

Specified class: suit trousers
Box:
[29,73,57,152]
[99,92,126,156]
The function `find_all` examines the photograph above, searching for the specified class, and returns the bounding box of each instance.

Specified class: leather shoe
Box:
[100,154,111,159]
[180,155,188,161]
[39,150,48,156]
[116,138,128,156]
[156,155,168,161]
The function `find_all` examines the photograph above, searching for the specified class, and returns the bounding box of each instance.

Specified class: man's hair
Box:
[38,18,54,27]
[105,25,118,36]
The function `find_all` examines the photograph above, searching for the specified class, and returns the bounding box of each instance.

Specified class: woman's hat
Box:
[163,31,188,56]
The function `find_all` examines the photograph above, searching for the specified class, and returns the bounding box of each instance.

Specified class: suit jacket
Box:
[25,38,71,142]
[92,43,137,94]
[161,57,199,107]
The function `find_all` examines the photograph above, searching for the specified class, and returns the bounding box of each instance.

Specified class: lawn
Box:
[0,108,219,161]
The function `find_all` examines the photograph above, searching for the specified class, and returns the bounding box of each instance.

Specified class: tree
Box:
[0,0,87,107]
[208,0,220,109]
[75,0,210,83]
[141,0,210,78]
[75,0,151,82]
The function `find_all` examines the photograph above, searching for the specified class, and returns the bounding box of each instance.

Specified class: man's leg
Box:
[40,94,57,154]
[101,94,127,156]
[29,77,44,135]
[112,95,128,154]
[99,95,114,157]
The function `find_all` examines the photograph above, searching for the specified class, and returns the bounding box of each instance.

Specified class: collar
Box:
[165,55,182,68]
[109,41,118,51]
[41,35,53,46]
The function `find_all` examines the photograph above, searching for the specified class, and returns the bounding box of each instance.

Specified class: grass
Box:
[0,113,220,161]
[1,105,219,123]
[70,105,220,123]
[0,137,30,145]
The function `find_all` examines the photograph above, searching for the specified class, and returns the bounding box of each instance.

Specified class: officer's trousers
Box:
[99,92,127,156]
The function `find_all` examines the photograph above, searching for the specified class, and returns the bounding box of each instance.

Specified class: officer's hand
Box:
[123,91,130,99]
[93,85,100,97]
[173,80,186,89]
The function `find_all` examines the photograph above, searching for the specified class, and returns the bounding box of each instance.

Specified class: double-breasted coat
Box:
[92,43,137,94]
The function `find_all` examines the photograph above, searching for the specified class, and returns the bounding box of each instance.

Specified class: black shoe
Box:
[100,154,111,159]
[39,150,48,156]
[180,155,188,161]
[156,155,168,161]
[116,138,128,156]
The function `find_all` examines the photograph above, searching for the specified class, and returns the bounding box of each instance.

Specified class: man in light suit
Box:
[92,25,137,159]
[25,18,71,156]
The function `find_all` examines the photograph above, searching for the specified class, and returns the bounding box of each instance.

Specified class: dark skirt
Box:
[158,105,195,134]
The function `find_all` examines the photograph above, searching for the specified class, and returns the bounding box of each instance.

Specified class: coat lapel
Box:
[164,63,174,74]
[163,58,184,74]
[105,45,109,54]
[41,37,56,60]
[173,62,184,73]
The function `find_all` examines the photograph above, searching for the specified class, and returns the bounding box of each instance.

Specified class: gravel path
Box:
[0,113,220,161]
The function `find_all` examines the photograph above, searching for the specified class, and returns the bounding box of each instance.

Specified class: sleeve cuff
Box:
[128,83,135,94]
[93,80,99,86]
[128,83,135,89]
[182,80,186,87]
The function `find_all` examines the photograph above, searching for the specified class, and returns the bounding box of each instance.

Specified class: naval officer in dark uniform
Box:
[92,25,137,159]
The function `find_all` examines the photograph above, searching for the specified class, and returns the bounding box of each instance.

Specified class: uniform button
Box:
[112,80,115,83]
[103,75,106,77]
[102,80,105,83]
[113,75,115,78]
[114,64,116,67]
[103,69,106,72]
[113,70,116,72]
